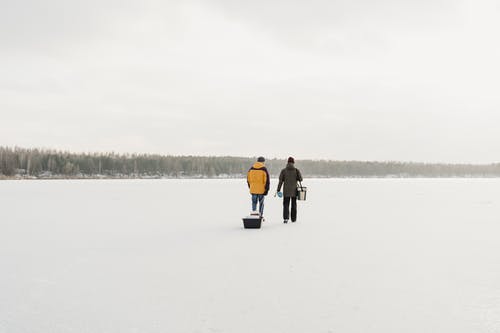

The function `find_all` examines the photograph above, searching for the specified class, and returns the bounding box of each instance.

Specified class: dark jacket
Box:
[247,162,270,195]
[277,163,303,197]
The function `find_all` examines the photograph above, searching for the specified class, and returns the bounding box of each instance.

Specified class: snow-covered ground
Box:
[1,179,500,333]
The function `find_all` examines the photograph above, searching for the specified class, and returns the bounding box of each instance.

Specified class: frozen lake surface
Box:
[1,179,500,333]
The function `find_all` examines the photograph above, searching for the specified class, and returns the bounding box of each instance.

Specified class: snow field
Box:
[1,179,500,333]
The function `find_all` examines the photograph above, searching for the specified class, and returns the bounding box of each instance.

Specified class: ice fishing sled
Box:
[242,211,262,229]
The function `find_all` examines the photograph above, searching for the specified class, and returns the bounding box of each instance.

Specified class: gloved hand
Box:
[277,191,283,198]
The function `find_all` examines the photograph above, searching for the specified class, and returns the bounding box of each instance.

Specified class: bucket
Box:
[297,184,307,201]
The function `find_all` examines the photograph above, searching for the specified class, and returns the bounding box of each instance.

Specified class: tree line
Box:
[1,146,500,178]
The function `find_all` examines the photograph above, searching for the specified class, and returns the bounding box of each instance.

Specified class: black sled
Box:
[242,212,262,229]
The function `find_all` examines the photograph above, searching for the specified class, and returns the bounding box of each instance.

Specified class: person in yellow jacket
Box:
[247,156,270,217]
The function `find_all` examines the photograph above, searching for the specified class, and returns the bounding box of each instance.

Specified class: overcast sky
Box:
[1,0,500,162]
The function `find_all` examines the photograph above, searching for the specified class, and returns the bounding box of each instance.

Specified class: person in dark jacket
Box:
[247,156,270,217]
[277,157,303,223]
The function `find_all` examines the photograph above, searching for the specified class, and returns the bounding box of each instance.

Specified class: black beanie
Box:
[257,156,265,162]
[287,157,295,163]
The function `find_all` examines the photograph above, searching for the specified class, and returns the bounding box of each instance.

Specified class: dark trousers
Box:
[283,196,297,221]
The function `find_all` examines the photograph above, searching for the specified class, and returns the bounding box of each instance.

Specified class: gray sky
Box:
[1,0,500,163]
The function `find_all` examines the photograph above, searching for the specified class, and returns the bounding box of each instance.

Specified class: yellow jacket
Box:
[247,162,270,195]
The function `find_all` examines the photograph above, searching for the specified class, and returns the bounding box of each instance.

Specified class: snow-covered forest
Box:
[1,147,500,179]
